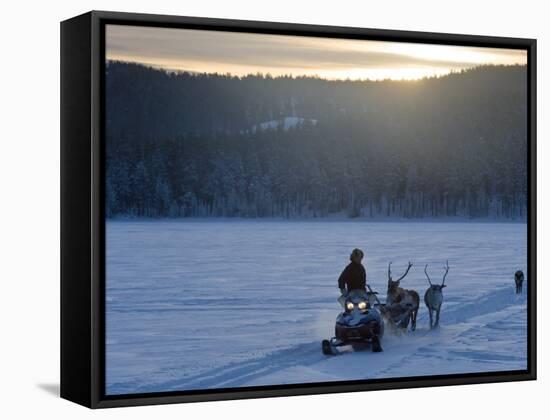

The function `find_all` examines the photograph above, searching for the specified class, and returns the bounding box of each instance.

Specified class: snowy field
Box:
[105,220,528,395]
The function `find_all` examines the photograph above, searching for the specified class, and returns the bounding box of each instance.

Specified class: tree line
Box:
[105,61,527,220]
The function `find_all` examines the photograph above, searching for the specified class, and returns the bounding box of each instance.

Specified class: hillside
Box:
[105,62,527,219]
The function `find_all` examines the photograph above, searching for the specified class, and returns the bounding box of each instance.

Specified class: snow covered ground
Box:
[250,116,318,133]
[105,220,528,395]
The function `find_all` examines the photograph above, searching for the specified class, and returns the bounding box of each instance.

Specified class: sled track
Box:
[108,287,527,394]
[407,285,527,328]
[372,287,527,378]
[111,341,325,394]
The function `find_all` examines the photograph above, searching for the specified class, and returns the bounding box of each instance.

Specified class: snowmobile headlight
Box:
[346,302,354,311]
[358,301,367,311]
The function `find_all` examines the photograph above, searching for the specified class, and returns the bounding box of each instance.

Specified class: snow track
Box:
[119,342,324,393]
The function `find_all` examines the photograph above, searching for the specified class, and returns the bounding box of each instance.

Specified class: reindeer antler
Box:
[442,260,450,286]
[424,264,433,286]
[396,261,413,282]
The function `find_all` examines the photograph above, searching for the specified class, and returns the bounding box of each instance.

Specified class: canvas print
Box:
[104,24,528,395]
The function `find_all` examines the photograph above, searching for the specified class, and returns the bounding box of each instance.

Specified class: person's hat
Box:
[350,248,364,261]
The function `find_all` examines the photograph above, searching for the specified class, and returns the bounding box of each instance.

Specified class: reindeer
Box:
[385,262,420,331]
[424,261,449,329]
[515,270,524,294]
[381,302,416,335]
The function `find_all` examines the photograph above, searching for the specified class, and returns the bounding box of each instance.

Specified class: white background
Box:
[0,0,547,418]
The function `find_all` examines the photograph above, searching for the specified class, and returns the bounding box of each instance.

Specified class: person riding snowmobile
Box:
[337,248,367,306]
[323,247,383,354]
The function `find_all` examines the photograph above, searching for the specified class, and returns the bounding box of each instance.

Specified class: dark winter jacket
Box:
[338,262,367,292]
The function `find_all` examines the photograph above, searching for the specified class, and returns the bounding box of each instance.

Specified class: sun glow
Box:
[106,25,527,81]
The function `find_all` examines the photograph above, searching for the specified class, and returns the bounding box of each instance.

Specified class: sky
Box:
[106,24,527,81]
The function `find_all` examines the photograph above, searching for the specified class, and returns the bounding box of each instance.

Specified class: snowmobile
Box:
[322,290,384,355]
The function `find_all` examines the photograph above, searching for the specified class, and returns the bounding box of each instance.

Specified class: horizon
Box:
[106,25,527,81]
[106,59,527,83]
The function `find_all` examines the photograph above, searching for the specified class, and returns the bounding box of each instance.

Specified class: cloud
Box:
[106,24,527,80]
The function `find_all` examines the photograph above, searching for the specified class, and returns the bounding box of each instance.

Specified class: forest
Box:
[105,61,527,219]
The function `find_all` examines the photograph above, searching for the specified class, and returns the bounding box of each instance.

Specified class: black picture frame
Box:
[60,10,537,409]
